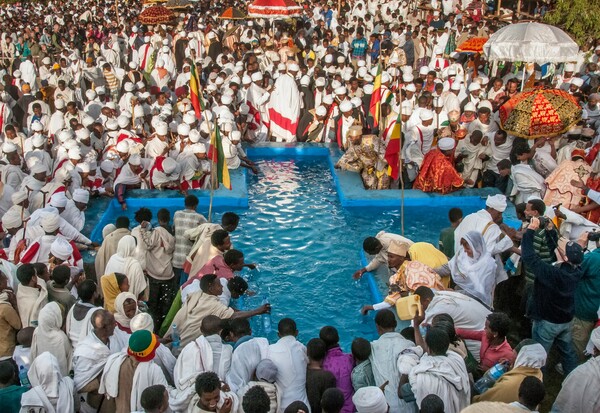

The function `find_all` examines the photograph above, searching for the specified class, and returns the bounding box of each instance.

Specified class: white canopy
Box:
[483,22,579,64]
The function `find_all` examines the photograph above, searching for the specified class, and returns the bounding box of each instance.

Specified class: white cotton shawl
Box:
[104,235,148,300]
[409,351,471,413]
[31,302,73,377]
[72,333,113,391]
[21,352,76,413]
[227,337,270,393]
[114,292,139,328]
[449,231,497,308]
[514,343,547,369]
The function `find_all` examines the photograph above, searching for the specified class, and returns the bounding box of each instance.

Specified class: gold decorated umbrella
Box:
[499,89,582,139]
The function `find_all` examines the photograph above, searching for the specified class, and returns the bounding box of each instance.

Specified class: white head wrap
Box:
[486,194,507,212]
[50,238,73,260]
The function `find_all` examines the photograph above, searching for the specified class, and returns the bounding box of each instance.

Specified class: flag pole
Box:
[398,101,405,236]
[207,122,217,223]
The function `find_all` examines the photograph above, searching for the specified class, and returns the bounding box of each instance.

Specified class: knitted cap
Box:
[127,330,159,362]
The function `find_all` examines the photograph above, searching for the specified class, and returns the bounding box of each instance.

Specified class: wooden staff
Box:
[398,101,405,236]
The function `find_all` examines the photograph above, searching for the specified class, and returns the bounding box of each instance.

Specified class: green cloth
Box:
[0,385,29,413]
[439,226,456,259]
[159,289,182,336]
[351,360,375,391]
[575,248,600,322]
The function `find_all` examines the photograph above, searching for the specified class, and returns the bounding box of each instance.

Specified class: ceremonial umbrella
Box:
[455,37,488,53]
[139,5,175,24]
[247,0,302,19]
[499,89,582,139]
[218,7,246,19]
[483,22,579,64]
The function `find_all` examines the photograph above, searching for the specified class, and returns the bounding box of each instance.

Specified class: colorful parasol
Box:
[218,7,247,19]
[139,5,175,24]
[499,89,582,139]
[455,37,488,53]
[247,0,302,19]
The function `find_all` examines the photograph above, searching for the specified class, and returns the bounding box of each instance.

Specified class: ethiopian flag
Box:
[385,111,402,180]
[190,62,204,119]
[207,124,231,190]
[369,63,382,127]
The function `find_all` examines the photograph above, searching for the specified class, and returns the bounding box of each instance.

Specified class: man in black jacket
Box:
[522,216,585,375]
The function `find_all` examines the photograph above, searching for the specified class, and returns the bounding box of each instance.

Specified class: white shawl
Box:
[409,351,471,413]
[104,235,148,300]
[72,331,125,391]
[449,231,497,308]
[227,337,270,393]
[16,281,48,327]
[20,352,76,413]
[31,302,73,377]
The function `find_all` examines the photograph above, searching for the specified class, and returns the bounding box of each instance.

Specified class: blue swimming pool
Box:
[88,156,483,349]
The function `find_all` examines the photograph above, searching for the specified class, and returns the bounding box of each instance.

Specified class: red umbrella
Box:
[248,0,302,19]
[499,89,582,139]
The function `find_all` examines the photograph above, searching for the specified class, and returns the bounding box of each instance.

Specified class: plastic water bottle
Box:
[474,362,508,394]
[171,324,180,350]
[19,365,30,387]
[262,295,272,335]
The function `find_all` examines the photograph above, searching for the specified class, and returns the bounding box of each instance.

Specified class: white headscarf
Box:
[22,352,76,413]
[104,235,148,300]
[104,235,137,274]
[514,343,547,369]
[114,291,139,329]
[449,231,497,307]
[31,302,72,376]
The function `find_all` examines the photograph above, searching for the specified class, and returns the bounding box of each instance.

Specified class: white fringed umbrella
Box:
[483,22,579,64]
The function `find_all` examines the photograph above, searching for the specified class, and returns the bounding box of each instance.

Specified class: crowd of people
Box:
[0,0,599,411]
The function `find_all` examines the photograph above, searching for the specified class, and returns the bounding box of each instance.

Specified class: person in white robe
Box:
[454,195,514,286]
[94,223,131,288]
[172,318,232,410]
[61,188,89,232]
[552,327,600,413]
[99,330,169,412]
[510,163,546,205]
[20,352,78,413]
[104,235,148,301]
[268,64,301,142]
[65,280,100,348]
[446,231,497,308]
[455,130,492,187]
[72,309,128,412]
[16,265,48,327]
[417,288,491,362]
[267,319,310,410]
[408,328,470,413]
[31,302,72,377]
[227,323,269,394]
[369,309,416,412]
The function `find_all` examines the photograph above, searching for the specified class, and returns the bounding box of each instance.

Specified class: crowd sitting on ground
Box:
[0,0,599,411]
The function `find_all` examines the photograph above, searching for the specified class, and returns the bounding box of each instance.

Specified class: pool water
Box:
[96,157,479,349]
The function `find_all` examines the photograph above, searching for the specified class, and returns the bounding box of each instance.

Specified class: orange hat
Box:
[52,63,60,70]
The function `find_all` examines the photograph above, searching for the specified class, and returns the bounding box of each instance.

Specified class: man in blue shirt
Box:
[351,29,368,69]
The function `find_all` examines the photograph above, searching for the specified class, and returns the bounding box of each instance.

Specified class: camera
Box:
[588,232,600,242]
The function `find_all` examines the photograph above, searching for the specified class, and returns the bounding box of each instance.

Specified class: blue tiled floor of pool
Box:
[89,156,483,349]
